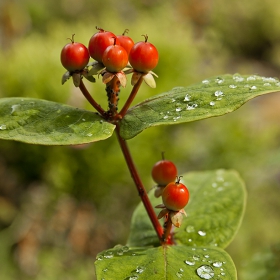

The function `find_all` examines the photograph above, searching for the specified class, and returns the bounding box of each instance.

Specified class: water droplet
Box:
[103,129,111,135]
[87,133,93,137]
[171,98,176,103]
[163,115,169,119]
[213,261,223,268]
[96,255,104,261]
[250,85,257,90]
[129,276,138,280]
[176,107,182,112]
[263,83,271,86]
[103,268,108,272]
[229,84,237,89]
[184,94,191,101]
[185,259,196,266]
[176,270,184,278]
[0,124,7,130]
[247,76,256,81]
[233,76,244,82]
[204,255,210,258]
[198,230,207,236]
[209,101,215,106]
[117,249,124,256]
[104,250,114,259]
[82,118,86,121]
[275,82,280,87]
[136,266,145,274]
[186,103,198,110]
[196,265,215,279]
[202,80,210,85]
[11,104,21,115]
[216,78,224,84]
[214,91,224,98]
[122,245,129,252]
[99,120,103,123]
[186,225,195,233]
[193,254,200,261]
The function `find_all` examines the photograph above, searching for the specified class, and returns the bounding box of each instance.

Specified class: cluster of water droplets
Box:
[182,249,226,279]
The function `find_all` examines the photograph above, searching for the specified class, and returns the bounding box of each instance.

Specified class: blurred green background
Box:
[0,0,279,279]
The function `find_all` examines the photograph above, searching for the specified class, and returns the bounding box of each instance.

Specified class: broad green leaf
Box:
[119,74,280,139]
[127,169,246,249]
[95,245,237,279]
[0,98,115,145]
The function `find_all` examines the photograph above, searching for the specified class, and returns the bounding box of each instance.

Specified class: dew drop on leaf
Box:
[202,80,210,85]
[183,94,191,101]
[184,259,196,266]
[209,101,215,106]
[0,124,7,130]
[229,84,237,89]
[136,266,145,274]
[212,261,223,268]
[196,265,215,279]
[198,230,207,236]
[186,225,195,233]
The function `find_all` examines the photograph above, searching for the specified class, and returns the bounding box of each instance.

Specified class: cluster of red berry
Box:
[60,27,159,88]
[152,154,190,228]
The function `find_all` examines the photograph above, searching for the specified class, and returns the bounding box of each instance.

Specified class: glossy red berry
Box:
[102,42,128,73]
[60,34,90,72]
[88,27,120,63]
[117,29,134,56]
[129,35,159,73]
[151,155,177,186]
[162,178,190,211]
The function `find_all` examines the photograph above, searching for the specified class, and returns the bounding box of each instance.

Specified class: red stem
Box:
[119,75,144,117]
[79,79,106,116]
[115,123,164,242]
[161,214,173,245]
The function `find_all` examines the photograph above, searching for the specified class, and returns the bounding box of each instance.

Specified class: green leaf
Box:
[0,98,115,145]
[119,74,280,139]
[127,169,246,249]
[95,245,237,279]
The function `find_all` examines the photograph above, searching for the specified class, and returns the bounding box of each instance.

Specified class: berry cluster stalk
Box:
[115,123,164,243]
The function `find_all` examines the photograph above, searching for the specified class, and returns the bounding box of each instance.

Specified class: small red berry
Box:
[102,40,128,73]
[88,27,120,62]
[151,154,177,186]
[60,34,90,72]
[117,29,135,56]
[162,178,190,211]
[129,35,159,73]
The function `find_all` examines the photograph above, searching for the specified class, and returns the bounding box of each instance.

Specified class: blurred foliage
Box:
[0,0,279,279]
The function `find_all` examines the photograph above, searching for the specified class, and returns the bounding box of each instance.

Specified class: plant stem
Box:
[79,79,106,116]
[115,123,164,243]
[161,214,173,245]
[119,75,144,118]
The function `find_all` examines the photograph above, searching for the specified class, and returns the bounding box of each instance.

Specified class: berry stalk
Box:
[115,123,164,243]
[119,75,143,118]
[79,79,106,116]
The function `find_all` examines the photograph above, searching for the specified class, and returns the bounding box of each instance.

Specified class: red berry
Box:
[88,27,120,62]
[152,157,177,186]
[117,29,134,56]
[129,35,159,73]
[60,34,90,72]
[162,179,190,211]
[102,43,128,73]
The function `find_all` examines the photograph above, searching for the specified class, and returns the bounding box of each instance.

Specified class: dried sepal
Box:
[131,72,143,86]
[87,61,105,76]
[72,73,81,87]
[102,72,115,84]
[157,208,169,220]
[155,203,166,209]
[143,72,156,88]
[170,209,187,228]
[154,185,165,198]
[61,71,71,85]
[115,71,127,87]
